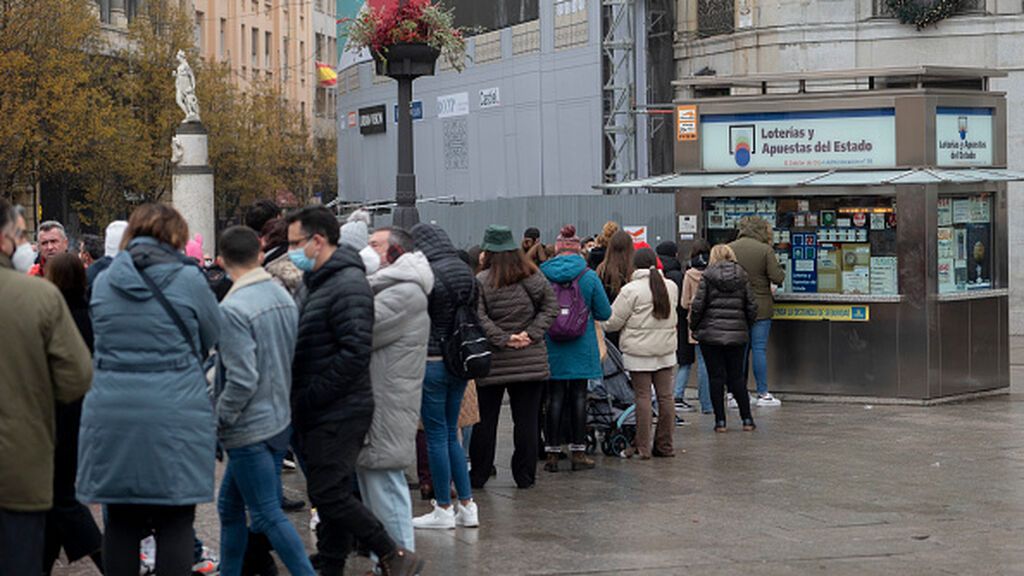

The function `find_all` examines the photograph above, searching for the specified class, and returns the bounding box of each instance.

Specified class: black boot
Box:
[379,548,425,576]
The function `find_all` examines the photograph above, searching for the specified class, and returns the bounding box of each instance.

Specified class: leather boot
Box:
[543,452,560,473]
[379,548,425,576]
[571,451,595,471]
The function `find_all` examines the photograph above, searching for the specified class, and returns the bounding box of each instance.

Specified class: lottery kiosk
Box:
[614,67,1020,401]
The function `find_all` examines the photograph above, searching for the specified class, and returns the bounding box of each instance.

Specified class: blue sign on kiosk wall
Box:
[394,100,423,123]
[790,232,817,293]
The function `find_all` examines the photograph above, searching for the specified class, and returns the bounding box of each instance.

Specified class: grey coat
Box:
[476,270,559,386]
[78,238,220,505]
[214,268,298,450]
[689,261,758,347]
[357,252,434,470]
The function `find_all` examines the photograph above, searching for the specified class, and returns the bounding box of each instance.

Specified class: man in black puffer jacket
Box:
[286,207,422,576]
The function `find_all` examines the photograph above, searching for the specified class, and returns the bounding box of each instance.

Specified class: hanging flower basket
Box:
[374,42,441,79]
[343,0,468,74]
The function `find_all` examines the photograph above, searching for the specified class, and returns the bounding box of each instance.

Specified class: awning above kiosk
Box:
[598,168,1024,190]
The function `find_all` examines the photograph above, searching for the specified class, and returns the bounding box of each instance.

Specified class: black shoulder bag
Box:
[136,266,203,365]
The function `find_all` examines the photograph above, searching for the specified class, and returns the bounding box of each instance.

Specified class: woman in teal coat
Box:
[540,225,612,472]
[77,204,220,576]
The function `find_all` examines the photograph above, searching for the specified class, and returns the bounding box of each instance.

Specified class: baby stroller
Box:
[586,338,638,457]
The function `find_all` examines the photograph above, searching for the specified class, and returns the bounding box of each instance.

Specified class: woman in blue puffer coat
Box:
[77,204,220,576]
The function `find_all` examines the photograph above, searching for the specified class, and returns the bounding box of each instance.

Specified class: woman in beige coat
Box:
[603,248,679,459]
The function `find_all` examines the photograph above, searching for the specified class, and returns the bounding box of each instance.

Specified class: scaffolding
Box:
[601,0,636,184]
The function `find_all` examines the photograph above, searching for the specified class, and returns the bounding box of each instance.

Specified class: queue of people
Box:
[0,197,784,576]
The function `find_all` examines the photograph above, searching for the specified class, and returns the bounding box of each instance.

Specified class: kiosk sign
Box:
[700,109,896,171]
[936,107,993,166]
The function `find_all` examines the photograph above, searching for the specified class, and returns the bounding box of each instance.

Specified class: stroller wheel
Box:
[585,430,598,455]
[610,434,630,456]
[622,425,637,442]
[601,437,614,456]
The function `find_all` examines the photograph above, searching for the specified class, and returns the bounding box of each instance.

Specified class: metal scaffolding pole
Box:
[601,0,636,185]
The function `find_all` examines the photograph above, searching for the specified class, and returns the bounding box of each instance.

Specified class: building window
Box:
[241,24,246,64]
[703,196,899,296]
[873,0,985,17]
[265,31,272,68]
[283,37,290,81]
[938,194,993,293]
[697,0,734,38]
[300,41,306,84]
[219,18,227,59]
[195,12,204,51]
[252,28,259,68]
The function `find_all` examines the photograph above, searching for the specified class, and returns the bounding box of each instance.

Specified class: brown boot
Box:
[379,548,424,576]
[543,452,560,472]
[571,451,595,471]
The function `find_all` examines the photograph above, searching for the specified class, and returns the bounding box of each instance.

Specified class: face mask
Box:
[289,247,316,272]
[12,243,37,273]
[359,245,381,276]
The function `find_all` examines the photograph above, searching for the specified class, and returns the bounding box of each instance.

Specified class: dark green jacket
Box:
[729,235,784,321]
[0,253,92,511]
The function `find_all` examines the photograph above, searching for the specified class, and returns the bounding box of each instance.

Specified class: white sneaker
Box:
[309,508,320,532]
[412,501,456,530]
[455,500,480,528]
[757,393,782,407]
[727,393,738,409]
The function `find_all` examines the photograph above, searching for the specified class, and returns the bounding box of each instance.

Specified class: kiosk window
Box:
[704,196,899,295]
[937,194,992,293]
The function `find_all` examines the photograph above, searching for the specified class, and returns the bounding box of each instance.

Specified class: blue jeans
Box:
[356,468,414,553]
[421,361,472,506]
[746,319,772,396]
[218,440,315,576]
[675,345,711,413]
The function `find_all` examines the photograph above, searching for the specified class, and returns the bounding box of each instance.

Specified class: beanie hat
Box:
[185,233,204,261]
[555,224,581,254]
[104,220,128,257]
[339,209,371,250]
[655,241,678,259]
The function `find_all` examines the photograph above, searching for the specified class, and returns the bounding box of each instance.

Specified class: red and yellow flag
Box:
[316,62,338,87]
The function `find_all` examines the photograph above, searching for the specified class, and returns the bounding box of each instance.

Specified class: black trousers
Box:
[295,418,395,573]
[545,379,588,450]
[0,508,46,576]
[702,343,754,425]
[104,504,195,576]
[470,381,545,489]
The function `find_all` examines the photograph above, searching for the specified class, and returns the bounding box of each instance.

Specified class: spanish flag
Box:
[316,62,338,87]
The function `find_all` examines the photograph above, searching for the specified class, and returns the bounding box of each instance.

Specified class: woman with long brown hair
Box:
[603,248,679,459]
[42,254,104,575]
[468,225,559,489]
[587,220,620,269]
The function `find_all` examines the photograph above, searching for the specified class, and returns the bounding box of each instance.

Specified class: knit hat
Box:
[655,241,678,260]
[481,225,518,252]
[554,224,581,254]
[339,209,370,250]
[104,220,128,257]
[185,233,204,261]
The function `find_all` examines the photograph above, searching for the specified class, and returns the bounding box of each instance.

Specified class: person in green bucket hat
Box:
[469,225,559,489]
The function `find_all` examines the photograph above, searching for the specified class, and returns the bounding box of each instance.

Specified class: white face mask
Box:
[12,243,36,273]
[359,245,381,276]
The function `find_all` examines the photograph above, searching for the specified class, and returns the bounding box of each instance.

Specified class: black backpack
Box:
[436,271,492,380]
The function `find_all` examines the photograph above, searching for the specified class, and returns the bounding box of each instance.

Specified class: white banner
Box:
[701,109,896,171]
[437,92,469,118]
[936,107,993,167]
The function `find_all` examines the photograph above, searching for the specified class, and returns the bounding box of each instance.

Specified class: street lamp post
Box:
[378,0,439,229]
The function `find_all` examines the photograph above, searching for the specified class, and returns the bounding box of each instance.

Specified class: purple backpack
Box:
[548,270,590,342]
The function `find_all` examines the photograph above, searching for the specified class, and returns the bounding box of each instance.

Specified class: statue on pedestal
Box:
[174,50,200,123]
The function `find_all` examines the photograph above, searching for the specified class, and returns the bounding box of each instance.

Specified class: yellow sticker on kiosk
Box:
[773,303,870,322]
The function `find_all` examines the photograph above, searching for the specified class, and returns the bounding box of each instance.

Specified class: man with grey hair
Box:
[0,198,93,575]
[28,220,69,277]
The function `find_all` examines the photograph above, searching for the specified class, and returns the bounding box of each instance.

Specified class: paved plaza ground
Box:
[54,342,1024,575]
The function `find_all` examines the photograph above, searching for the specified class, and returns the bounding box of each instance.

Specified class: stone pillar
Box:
[110,0,127,28]
[172,122,216,257]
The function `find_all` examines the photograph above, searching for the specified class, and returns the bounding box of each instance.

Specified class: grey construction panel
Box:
[336,1,603,204]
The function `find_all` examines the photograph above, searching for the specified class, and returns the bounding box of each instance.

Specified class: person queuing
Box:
[680,240,713,415]
[587,220,620,270]
[0,199,93,575]
[76,204,221,576]
[688,245,759,433]
[469,225,559,490]
[357,227,433,546]
[212,226,314,576]
[603,248,679,459]
[286,207,422,576]
[540,225,611,473]
[86,220,127,289]
[410,224,481,524]
[29,220,70,277]
[259,217,304,302]
[729,216,785,407]
[596,230,635,348]
[42,254,105,575]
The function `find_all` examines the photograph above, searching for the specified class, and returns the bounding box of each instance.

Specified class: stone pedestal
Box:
[172,122,216,256]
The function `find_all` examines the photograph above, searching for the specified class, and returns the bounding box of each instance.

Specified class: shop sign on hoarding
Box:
[701,109,896,171]
[359,105,386,135]
[935,107,993,167]
[773,303,870,322]
[437,92,470,118]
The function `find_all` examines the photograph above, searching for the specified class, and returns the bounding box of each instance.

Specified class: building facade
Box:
[673,0,1024,332]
